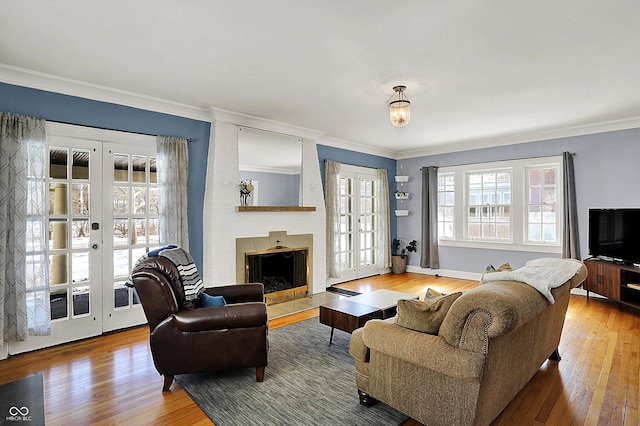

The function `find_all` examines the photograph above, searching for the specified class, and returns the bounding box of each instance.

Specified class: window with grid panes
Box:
[437,173,455,239]
[526,166,559,243]
[466,170,511,241]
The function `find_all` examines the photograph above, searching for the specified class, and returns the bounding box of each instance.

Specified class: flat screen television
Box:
[589,208,640,265]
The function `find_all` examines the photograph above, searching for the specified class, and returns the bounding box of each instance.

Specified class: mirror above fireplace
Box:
[238,126,302,207]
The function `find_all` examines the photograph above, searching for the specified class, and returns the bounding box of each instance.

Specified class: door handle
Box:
[92,244,98,249]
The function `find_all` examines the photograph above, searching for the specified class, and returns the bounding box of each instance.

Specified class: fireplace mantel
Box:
[235,206,316,212]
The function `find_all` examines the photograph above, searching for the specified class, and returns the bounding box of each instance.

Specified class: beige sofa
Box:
[349,261,587,426]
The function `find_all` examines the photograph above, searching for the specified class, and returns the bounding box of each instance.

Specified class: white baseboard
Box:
[405,265,482,282]
[570,287,606,298]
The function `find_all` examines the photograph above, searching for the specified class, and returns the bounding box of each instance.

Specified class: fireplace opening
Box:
[246,247,308,294]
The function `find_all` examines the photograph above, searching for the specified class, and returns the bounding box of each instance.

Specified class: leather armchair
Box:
[130,256,268,391]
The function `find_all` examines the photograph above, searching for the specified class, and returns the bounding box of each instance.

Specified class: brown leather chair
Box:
[130,256,268,391]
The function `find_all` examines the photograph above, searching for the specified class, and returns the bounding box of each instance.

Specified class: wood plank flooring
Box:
[0,273,638,425]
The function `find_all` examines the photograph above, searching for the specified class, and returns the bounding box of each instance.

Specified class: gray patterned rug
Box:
[177,318,408,426]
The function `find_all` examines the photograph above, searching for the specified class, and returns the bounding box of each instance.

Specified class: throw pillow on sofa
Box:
[395,292,462,335]
[424,287,447,300]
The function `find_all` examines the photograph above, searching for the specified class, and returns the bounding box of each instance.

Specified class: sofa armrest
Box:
[205,283,264,303]
[361,319,486,382]
[439,280,564,354]
[172,302,267,332]
[349,327,369,362]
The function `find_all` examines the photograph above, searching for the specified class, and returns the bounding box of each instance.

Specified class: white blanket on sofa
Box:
[481,258,583,303]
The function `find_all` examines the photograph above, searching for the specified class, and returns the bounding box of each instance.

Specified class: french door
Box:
[10,124,156,354]
[102,142,158,332]
[329,165,381,284]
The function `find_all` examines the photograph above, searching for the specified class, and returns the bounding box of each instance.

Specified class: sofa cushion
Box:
[395,292,462,335]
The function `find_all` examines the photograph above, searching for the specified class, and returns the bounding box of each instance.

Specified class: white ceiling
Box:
[2,1,640,158]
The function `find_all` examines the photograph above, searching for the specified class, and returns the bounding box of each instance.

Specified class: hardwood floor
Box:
[0,273,638,425]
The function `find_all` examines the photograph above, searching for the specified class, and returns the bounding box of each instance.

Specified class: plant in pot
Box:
[391,238,418,274]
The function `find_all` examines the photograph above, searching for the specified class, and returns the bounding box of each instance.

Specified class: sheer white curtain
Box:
[1,112,50,345]
[156,136,190,250]
[376,168,391,269]
[325,160,342,278]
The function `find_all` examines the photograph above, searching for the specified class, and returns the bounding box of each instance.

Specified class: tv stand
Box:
[584,259,640,311]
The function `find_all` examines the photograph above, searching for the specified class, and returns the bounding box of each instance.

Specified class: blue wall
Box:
[0,82,211,270]
[316,144,398,244]
[399,128,640,273]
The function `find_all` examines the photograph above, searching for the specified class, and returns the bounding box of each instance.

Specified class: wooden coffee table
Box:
[319,289,417,344]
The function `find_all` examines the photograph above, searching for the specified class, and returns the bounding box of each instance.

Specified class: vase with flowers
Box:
[239,179,254,206]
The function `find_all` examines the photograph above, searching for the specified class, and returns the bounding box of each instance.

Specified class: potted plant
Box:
[391,238,418,274]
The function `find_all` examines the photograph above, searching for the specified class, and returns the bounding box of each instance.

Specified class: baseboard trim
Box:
[405,265,482,281]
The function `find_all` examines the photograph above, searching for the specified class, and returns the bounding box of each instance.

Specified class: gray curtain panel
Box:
[562,152,580,259]
[0,112,50,345]
[420,166,440,269]
[156,136,190,250]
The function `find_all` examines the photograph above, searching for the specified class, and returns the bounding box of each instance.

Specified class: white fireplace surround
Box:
[202,110,327,294]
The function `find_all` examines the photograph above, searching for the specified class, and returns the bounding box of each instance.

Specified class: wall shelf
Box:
[395,175,409,216]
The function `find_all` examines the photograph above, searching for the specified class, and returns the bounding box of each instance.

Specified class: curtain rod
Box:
[419,152,575,170]
[48,119,193,142]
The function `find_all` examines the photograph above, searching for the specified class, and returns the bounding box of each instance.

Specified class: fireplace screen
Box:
[246,248,308,294]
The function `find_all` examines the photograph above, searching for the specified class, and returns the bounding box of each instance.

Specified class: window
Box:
[466,170,511,241]
[526,166,558,243]
[436,157,562,252]
[437,174,455,239]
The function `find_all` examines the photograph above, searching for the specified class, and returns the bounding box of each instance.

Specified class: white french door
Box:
[10,124,156,354]
[102,142,157,332]
[329,165,381,284]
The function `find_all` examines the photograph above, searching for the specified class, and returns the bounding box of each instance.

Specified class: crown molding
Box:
[317,135,397,159]
[0,63,211,122]
[210,107,325,141]
[396,115,640,159]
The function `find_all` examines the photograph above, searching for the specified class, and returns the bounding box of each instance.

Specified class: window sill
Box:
[438,239,562,254]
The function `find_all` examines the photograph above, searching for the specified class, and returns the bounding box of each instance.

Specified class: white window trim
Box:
[437,156,563,254]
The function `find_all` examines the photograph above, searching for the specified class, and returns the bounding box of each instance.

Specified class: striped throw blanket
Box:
[127,245,205,301]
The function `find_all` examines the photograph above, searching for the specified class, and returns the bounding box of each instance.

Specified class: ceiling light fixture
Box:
[387,85,411,128]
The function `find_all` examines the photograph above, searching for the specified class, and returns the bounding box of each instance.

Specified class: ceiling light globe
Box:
[387,85,411,128]
[389,101,410,128]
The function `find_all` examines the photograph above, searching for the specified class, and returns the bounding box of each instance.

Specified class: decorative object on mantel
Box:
[391,238,418,274]
[387,85,411,128]
[239,179,254,206]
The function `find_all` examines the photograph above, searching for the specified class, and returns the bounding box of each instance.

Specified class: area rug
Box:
[0,373,45,425]
[177,318,408,426]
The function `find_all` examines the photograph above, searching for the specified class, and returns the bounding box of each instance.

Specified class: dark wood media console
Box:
[583,258,640,311]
